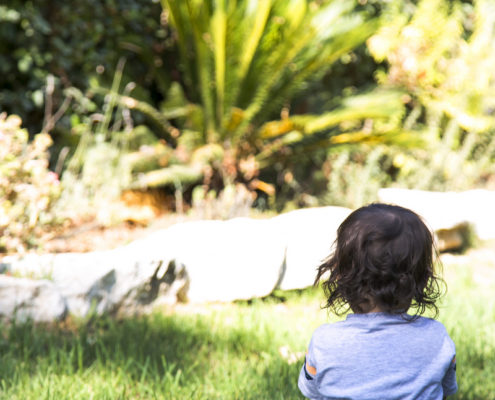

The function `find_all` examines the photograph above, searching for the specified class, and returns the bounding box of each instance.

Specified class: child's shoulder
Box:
[411,315,449,332]
[311,318,351,340]
[312,314,449,337]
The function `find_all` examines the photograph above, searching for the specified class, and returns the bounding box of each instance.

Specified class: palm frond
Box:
[130,164,203,189]
[259,89,406,138]
[237,0,272,82]
[211,0,227,126]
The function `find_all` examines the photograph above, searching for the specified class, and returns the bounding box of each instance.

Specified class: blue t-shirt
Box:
[298,312,457,400]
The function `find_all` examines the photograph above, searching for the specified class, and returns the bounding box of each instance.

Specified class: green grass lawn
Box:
[0,259,493,399]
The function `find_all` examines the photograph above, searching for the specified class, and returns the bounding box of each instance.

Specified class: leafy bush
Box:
[321,145,392,209]
[0,0,169,135]
[322,0,495,206]
[367,0,495,191]
[0,114,60,252]
[53,65,136,226]
[54,64,198,225]
[388,128,495,191]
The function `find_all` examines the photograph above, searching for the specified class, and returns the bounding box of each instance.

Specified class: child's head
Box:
[315,203,443,316]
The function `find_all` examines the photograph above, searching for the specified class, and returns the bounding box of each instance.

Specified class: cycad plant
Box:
[118,0,411,193]
[164,0,376,141]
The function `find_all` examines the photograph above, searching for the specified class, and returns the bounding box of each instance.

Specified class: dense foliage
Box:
[367,0,495,192]
[0,114,60,252]
[1,0,495,249]
[0,0,169,134]
[319,0,495,208]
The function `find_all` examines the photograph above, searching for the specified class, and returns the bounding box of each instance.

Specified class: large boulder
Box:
[0,217,287,315]
[126,207,351,301]
[0,275,67,322]
[378,189,468,231]
[137,218,287,303]
[274,206,352,291]
[0,249,187,317]
[0,206,351,320]
[378,188,495,251]
[1,252,120,316]
[457,189,495,240]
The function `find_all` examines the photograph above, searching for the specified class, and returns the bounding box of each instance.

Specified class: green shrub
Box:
[366,0,495,191]
[320,0,495,204]
[321,145,392,209]
[0,114,61,252]
[53,65,134,226]
[0,0,169,135]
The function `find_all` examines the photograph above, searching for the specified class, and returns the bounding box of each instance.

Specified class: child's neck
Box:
[365,305,384,313]
[354,303,384,314]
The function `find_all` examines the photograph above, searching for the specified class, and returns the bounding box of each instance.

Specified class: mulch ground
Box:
[40,213,193,253]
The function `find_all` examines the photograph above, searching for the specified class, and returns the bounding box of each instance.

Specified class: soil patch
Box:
[40,213,196,253]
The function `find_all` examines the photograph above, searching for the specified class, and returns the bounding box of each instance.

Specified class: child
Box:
[298,203,458,400]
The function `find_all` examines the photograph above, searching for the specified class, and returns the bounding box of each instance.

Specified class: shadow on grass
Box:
[0,312,304,399]
[1,304,493,399]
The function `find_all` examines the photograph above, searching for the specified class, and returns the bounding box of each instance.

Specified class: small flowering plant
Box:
[0,113,61,253]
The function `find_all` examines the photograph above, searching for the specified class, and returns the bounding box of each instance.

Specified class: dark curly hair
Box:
[315,203,444,317]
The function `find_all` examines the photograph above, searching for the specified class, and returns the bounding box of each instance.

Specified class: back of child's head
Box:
[315,203,443,316]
